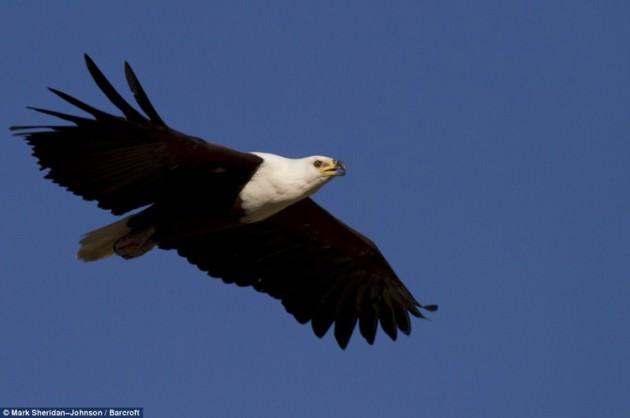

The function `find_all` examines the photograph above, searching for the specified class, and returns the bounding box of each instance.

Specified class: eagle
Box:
[11,55,437,349]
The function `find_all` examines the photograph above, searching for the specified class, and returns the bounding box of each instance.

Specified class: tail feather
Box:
[77,216,132,261]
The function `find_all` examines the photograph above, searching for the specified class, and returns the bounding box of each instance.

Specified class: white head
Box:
[300,155,347,179]
[274,154,344,189]
[250,153,346,190]
[240,153,346,222]
[274,154,346,199]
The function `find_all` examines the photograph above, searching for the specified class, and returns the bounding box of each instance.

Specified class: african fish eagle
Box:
[11,54,437,349]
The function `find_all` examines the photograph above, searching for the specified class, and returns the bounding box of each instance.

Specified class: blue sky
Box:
[1,1,629,417]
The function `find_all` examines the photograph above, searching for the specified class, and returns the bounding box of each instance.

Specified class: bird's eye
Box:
[313,160,322,168]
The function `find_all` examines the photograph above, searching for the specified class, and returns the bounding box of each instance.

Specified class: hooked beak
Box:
[321,159,346,177]
[333,160,346,176]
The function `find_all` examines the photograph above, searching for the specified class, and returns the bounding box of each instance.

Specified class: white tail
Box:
[77,216,132,262]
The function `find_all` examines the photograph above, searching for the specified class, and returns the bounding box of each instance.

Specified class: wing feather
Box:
[26,106,92,125]
[83,54,147,123]
[12,54,262,215]
[124,61,166,126]
[47,87,116,120]
[162,198,437,348]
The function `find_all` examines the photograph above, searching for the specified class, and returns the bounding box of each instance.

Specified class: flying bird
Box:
[11,55,437,349]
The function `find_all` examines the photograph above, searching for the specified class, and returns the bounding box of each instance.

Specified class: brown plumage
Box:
[11,54,437,349]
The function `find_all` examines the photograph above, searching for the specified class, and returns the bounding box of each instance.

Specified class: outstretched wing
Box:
[164,198,437,349]
[11,54,262,215]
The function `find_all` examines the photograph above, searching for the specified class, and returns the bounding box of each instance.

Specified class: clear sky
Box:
[1,1,629,417]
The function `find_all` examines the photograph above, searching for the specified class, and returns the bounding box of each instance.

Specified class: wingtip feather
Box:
[123,60,167,126]
[84,54,147,123]
[423,304,439,312]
